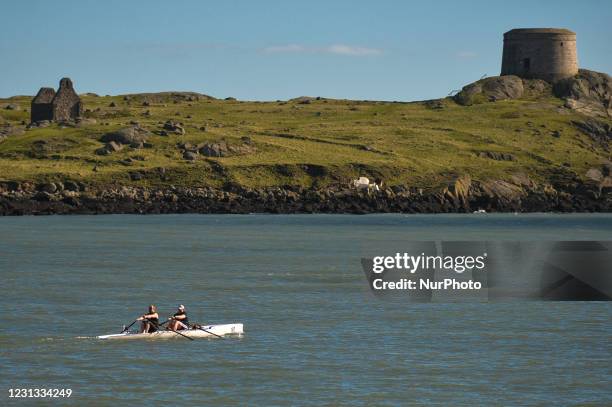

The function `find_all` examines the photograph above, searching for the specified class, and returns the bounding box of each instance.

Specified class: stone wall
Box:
[51,78,82,121]
[30,87,56,122]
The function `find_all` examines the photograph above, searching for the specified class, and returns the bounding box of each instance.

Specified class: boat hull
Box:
[98,323,243,340]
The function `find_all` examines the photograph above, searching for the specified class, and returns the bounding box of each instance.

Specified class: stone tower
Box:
[501,28,578,82]
[30,77,83,123]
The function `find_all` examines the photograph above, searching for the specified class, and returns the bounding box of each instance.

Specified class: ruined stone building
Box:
[501,28,578,82]
[31,77,83,122]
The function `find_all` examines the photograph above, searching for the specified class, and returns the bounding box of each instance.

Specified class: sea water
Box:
[1,214,610,405]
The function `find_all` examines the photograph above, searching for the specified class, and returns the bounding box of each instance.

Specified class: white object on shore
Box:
[97,323,243,340]
[352,177,371,189]
[473,209,487,214]
[351,177,381,191]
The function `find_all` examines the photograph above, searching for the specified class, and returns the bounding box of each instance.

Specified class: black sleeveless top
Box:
[145,316,159,333]
[173,311,189,327]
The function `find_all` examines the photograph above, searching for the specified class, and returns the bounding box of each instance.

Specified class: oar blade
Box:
[121,319,139,333]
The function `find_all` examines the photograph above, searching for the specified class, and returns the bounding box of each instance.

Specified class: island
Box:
[0,28,610,215]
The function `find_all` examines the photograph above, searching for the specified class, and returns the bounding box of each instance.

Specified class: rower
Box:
[137,305,159,334]
[167,304,189,331]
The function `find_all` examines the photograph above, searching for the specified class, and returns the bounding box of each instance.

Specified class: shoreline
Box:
[1,180,610,215]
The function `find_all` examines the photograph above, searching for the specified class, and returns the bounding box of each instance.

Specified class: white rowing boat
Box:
[97,323,243,340]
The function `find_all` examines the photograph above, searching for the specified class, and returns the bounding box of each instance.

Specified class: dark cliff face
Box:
[0,175,610,215]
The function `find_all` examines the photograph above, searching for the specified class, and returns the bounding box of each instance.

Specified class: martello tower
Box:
[501,28,578,82]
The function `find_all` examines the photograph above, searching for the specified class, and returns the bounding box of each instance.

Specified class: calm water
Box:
[1,214,611,405]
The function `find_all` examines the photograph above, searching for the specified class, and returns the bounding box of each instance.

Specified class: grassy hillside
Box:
[0,90,610,191]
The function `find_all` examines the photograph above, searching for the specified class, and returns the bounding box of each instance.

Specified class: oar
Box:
[167,326,194,341]
[144,318,193,341]
[195,324,224,339]
[121,319,139,333]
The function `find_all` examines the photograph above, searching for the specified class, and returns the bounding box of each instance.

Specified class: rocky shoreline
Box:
[1,174,610,215]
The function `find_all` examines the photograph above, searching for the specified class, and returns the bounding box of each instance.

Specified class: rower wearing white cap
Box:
[167,304,189,331]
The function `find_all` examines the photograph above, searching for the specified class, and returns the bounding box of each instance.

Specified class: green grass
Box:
[1,92,610,190]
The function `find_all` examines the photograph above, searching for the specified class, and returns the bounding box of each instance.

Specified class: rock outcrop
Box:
[100,126,149,147]
[478,151,516,161]
[585,162,612,192]
[199,139,257,157]
[0,124,25,141]
[572,119,612,150]
[454,76,524,106]
[454,69,611,118]
[161,120,185,135]
[95,141,124,156]
[183,151,198,161]
[553,69,612,118]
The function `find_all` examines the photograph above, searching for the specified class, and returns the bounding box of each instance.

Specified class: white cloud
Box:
[326,44,382,56]
[262,44,383,56]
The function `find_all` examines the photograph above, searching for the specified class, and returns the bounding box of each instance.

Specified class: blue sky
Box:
[1,0,610,100]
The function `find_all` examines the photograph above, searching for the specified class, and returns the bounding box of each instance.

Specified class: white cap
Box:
[178,304,185,310]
